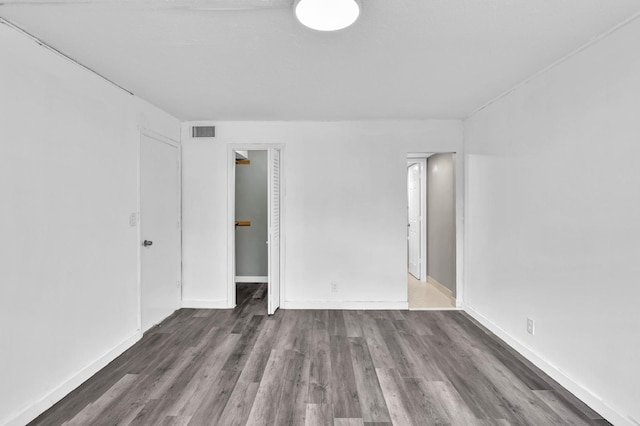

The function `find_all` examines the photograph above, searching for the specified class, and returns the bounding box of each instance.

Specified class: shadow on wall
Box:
[427,153,456,296]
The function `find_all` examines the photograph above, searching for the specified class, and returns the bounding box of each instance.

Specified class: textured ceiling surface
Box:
[1,0,640,120]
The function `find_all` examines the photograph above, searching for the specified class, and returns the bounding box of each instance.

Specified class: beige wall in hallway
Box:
[427,153,456,296]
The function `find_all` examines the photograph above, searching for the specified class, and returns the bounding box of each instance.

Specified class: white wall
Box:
[0,23,180,425]
[182,121,463,309]
[464,16,640,426]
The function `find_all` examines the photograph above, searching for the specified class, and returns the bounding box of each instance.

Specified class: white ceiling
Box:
[2,0,640,120]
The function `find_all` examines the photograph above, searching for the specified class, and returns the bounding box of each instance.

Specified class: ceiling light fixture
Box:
[295,0,360,31]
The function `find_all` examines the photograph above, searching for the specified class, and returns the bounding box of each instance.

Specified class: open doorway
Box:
[235,150,268,283]
[407,153,457,309]
[228,146,282,315]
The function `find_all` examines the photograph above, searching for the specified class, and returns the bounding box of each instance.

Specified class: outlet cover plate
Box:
[527,317,535,335]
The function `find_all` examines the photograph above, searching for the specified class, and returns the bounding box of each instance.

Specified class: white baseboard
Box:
[282,300,408,310]
[4,331,142,426]
[409,307,462,311]
[427,275,454,297]
[464,304,635,426]
[181,299,230,309]
[235,276,268,283]
[427,275,456,305]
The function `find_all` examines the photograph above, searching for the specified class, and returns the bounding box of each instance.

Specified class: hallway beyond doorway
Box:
[408,273,455,309]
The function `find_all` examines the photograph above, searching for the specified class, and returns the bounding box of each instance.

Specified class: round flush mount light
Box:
[295,0,360,31]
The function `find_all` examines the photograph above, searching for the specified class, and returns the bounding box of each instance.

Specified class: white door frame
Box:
[227,144,285,309]
[137,129,182,333]
[407,158,427,282]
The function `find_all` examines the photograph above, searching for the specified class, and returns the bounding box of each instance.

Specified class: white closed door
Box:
[140,134,180,332]
[267,148,281,315]
[407,163,421,279]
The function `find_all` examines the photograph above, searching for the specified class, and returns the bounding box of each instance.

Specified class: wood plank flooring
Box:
[29,284,610,426]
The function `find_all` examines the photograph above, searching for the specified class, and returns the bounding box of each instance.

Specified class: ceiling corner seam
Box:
[463,9,640,121]
[0,16,135,97]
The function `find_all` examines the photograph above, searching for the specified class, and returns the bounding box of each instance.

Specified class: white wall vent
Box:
[192,126,215,138]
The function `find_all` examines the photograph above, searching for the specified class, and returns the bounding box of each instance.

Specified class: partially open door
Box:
[407,162,422,279]
[267,147,281,315]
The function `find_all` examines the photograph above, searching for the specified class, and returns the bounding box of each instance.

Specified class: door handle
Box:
[143,240,153,247]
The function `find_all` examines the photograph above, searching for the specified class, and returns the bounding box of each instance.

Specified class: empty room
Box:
[1,1,639,425]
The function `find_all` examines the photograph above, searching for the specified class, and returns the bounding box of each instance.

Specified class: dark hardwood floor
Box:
[30,284,610,425]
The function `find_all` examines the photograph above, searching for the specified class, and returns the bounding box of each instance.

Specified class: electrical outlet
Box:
[330,282,338,293]
[527,317,535,335]
[129,213,137,227]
